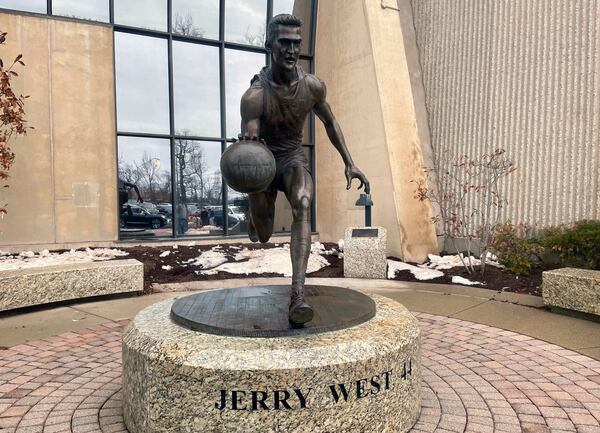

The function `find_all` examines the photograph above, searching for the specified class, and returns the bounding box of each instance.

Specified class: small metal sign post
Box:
[355,193,374,227]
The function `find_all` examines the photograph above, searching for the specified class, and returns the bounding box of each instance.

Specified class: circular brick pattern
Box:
[0,314,599,433]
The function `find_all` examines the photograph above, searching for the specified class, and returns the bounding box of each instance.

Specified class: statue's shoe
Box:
[289,300,314,324]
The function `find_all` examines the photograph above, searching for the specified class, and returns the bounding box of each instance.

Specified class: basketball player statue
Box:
[239,14,369,324]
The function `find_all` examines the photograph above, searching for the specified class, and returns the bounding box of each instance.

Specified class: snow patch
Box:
[452,276,484,286]
[161,265,173,271]
[0,248,129,271]
[198,245,329,277]
[387,259,444,281]
[159,251,171,258]
[187,250,229,270]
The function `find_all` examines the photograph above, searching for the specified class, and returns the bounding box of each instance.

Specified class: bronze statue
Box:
[239,14,369,324]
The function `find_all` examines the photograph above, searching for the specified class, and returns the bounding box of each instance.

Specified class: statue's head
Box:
[265,14,303,71]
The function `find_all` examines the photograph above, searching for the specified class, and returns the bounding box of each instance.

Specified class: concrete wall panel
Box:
[0,14,54,245]
[315,0,438,261]
[412,0,600,227]
[0,12,117,248]
[50,20,117,243]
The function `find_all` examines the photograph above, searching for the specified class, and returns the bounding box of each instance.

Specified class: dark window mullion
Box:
[109,0,114,24]
[113,24,171,38]
[167,21,177,237]
[219,0,228,236]
[117,131,172,139]
[47,0,52,15]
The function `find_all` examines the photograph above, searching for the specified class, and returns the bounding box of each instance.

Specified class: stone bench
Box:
[542,267,600,317]
[0,259,143,312]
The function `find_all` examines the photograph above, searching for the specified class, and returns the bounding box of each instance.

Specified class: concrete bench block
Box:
[344,226,387,279]
[542,267,600,316]
[0,259,143,312]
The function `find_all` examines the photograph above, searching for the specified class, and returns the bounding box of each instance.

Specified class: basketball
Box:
[220,140,276,193]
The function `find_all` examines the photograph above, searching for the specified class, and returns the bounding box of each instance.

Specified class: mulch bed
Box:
[116,242,343,294]
[114,242,543,297]
[387,257,544,297]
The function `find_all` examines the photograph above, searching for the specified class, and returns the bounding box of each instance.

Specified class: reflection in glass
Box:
[172,0,219,39]
[225,49,266,137]
[173,42,220,138]
[0,0,45,13]
[272,0,312,54]
[115,32,170,134]
[174,139,223,236]
[53,0,108,22]
[225,0,267,47]
[227,187,250,234]
[118,136,172,237]
[114,0,167,31]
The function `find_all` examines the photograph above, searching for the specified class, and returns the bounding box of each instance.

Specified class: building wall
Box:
[0,12,118,248]
[412,0,600,227]
[315,0,438,262]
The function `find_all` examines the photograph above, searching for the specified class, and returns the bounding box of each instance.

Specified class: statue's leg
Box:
[283,166,314,324]
[248,190,277,243]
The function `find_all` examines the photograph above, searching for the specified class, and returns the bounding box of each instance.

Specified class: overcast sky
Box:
[52,0,108,21]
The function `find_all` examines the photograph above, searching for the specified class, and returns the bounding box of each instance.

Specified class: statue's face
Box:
[270,25,302,71]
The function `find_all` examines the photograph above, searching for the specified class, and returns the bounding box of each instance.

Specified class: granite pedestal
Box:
[122,286,421,433]
[343,226,387,279]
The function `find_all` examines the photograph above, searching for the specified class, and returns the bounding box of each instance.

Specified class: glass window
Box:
[174,139,223,236]
[114,0,167,31]
[173,42,221,138]
[52,0,109,22]
[0,0,46,13]
[225,0,267,47]
[272,0,312,54]
[115,32,170,134]
[172,0,219,39]
[225,49,266,138]
[118,137,172,237]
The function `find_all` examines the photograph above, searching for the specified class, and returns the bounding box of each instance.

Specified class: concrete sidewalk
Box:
[1,277,599,359]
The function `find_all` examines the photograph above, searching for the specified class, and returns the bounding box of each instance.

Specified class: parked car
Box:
[211,209,239,228]
[228,206,246,222]
[156,203,173,217]
[121,204,168,229]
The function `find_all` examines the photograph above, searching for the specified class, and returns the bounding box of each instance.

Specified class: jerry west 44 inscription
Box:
[215,359,413,411]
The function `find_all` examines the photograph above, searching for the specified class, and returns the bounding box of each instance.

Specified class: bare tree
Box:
[243,24,266,46]
[173,13,205,38]
[414,148,516,275]
[134,152,163,203]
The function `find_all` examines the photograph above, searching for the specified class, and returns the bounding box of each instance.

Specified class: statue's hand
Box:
[345,165,370,194]
[236,134,266,145]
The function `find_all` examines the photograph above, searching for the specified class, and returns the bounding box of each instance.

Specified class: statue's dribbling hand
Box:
[345,165,370,194]
[236,134,266,145]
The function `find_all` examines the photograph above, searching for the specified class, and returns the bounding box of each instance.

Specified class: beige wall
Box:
[315,0,438,262]
[0,12,117,248]
[412,0,600,227]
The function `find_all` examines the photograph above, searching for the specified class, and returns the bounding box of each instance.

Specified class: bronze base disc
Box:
[170,285,376,338]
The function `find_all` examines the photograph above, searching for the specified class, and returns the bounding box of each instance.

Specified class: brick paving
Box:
[0,313,599,432]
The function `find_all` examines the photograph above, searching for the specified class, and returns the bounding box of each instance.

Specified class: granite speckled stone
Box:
[122,294,421,433]
[542,267,600,316]
[0,259,143,311]
[343,226,387,279]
